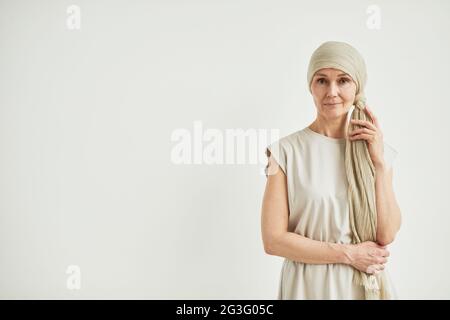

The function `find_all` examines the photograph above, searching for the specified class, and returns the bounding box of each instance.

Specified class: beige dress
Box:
[266,126,399,300]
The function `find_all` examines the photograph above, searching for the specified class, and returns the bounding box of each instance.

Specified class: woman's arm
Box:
[374,162,402,246]
[265,231,350,264]
[261,157,389,272]
[261,156,350,264]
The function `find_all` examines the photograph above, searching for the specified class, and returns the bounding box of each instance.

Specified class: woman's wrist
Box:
[328,242,353,265]
[338,243,354,265]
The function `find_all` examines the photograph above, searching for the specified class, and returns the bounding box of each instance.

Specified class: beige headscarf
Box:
[307,41,391,300]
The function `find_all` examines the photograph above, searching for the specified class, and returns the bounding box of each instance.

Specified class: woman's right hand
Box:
[344,241,390,275]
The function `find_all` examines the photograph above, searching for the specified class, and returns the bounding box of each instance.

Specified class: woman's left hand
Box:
[348,105,385,168]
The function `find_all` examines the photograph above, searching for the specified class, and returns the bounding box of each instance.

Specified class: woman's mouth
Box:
[324,103,341,106]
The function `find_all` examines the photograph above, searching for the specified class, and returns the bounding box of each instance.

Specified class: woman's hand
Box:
[348,105,385,168]
[344,241,390,275]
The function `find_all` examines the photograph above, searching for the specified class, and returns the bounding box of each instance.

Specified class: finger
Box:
[373,266,384,275]
[366,265,375,274]
[377,264,385,271]
[349,127,376,137]
[369,265,383,275]
[377,257,388,264]
[349,133,375,142]
[364,105,375,123]
[350,119,377,131]
[367,264,384,274]
[365,106,380,129]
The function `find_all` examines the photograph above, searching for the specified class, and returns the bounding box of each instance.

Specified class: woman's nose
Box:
[327,82,339,97]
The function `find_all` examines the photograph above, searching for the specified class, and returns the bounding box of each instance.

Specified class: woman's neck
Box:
[308,118,347,139]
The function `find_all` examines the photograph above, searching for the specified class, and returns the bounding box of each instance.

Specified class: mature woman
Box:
[261,41,401,300]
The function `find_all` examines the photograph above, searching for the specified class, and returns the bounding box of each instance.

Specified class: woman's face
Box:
[310,68,357,120]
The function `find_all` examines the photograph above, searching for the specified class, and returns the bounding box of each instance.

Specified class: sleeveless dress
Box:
[265,126,399,300]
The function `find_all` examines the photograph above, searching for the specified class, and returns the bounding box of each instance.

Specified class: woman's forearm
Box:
[374,162,402,245]
[266,232,351,265]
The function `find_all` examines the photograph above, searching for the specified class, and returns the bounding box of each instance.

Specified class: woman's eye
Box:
[316,78,350,85]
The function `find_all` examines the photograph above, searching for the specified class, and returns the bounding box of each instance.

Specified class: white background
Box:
[1,0,449,299]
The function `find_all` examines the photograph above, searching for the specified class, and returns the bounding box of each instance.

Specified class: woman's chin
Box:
[320,106,348,118]
[322,105,343,112]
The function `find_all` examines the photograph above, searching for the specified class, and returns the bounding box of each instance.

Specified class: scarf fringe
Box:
[353,270,389,300]
[353,270,392,300]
